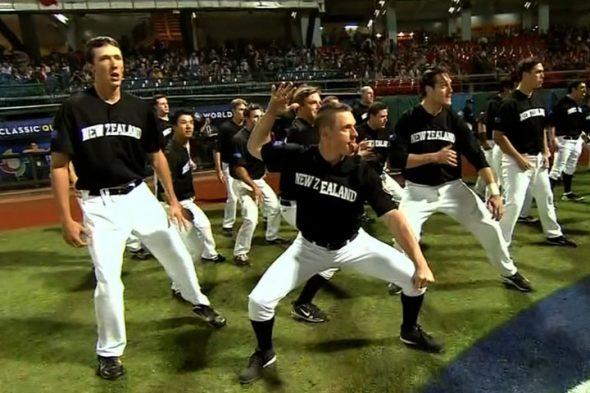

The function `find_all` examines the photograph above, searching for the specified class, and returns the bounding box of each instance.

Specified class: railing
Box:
[0,0,319,12]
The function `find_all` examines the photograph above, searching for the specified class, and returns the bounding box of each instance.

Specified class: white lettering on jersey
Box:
[162,127,172,137]
[81,123,142,142]
[182,161,191,175]
[519,108,545,122]
[567,107,582,115]
[364,140,390,148]
[295,172,357,202]
[410,130,456,144]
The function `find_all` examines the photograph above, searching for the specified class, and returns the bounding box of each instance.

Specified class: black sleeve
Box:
[51,101,75,156]
[388,114,411,169]
[143,105,163,153]
[361,163,398,216]
[260,141,305,172]
[164,145,180,180]
[494,100,517,135]
[215,123,226,152]
[454,113,489,171]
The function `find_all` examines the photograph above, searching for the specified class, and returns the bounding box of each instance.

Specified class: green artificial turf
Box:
[0,172,588,393]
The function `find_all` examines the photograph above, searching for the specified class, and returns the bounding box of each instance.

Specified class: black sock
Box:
[251,318,274,352]
[401,293,424,331]
[549,177,557,191]
[562,174,573,194]
[295,274,328,305]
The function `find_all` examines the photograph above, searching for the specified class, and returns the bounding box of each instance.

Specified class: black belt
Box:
[88,179,143,196]
[561,135,581,140]
[304,232,359,251]
[280,198,296,207]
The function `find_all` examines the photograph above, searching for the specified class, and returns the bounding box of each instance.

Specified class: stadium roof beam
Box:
[0,0,320,12]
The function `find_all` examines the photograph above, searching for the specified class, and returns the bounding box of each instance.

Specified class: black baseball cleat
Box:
[517,215,539,224]
[221,227,233,237]
[96,356,125,380]
[360,213,375,224]
[234,254,250,267]
[266,237,289,245]
[201,254,226,263]
[502,272,533,292]
[238,349,277,385]
[387,282,402,295]
[129,248,152,260]
[171,288,191,304]
[561,192,584,202]
[291,302,328,323]
[400,325,444,353]
[192,304,227,328]
[546,236,577,248]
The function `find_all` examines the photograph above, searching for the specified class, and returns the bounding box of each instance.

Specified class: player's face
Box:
[155,97,169,117]
[429,73,453,107]
[91,44,124,89]
[233,104,246,124]
[245,109,263,130]
[300,93,322,120]
[523,63,544,89]
[362,88,374,105]
[329,111,358,156]
[175,114,194,139]
[574,83,587,100]
[371,109,388,129]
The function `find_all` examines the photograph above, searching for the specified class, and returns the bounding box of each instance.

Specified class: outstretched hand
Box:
[267,82,297,114]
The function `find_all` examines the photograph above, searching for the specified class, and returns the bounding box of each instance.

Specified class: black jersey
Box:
[230,127,265,180]
[389,105,488,186]
[272,110,296,142]
[216,119,242,164]
[262,142,396,245]
[495,90,547,155]
[280,117,318,200]
[164,138,195,201]
[585,105,590,132]
[355,122,392,172]
[51,87,163,190]
[549,95,586,138]
[352,100,370,124]
[483,95,503,140]
[157,117,173,147]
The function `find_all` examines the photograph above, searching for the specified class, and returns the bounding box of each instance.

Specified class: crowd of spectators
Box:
[0,25,589,95]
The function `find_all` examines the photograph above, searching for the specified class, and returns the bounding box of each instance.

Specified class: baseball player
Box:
[164,109,226,263]
[494,58,577,248]
[238,85,444,385]
[389,67,533,292]
[230,103,286,266]
[277,85,332,323]
[352,85,375,124]
[213,98,247,237]
[548,80,587,201]
[50,36,225,381]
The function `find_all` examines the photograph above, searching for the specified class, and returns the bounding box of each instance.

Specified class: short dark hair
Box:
[170,109,195,126]
[368,101,388,117]
[316,101,352,131]
[499,77,513,92]
[568,80,585,93]
[516,57,542,82]
[85,36,120,64]
[244,103,263,119]
[321,95,339,105]
[152,94,167,106]
[419,67,449,97]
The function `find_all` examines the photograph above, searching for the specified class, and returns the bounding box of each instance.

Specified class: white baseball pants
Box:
[233,178,281,256]
[549,136,584,179]
[221,162,238,229]
[499,153,562,245]
[248,229,425,321]
[79,182,210,358]
[179,198,220,259]
[400,179,517,277]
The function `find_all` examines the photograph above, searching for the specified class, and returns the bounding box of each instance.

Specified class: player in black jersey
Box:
[230,104,285,266]
[351,85,374,124]
[238,84,444,385]
[548,80,587,201]
[214,98,247,236]
[494,58,576,248]
[50,36,225,381]
[164,109,226,264]
[389,67,532,292]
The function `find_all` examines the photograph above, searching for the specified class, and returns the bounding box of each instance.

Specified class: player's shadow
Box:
[305,337,397,353]
[41,227,63,234]
[0,250,88,269]
[432,278,508,292]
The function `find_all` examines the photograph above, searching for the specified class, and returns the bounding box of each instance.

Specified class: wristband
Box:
[487,182,500,197]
